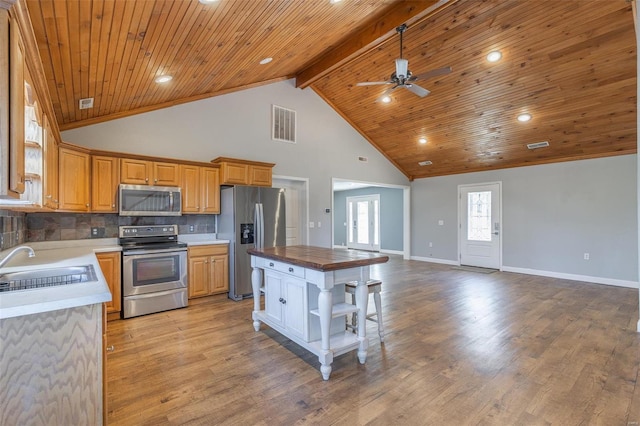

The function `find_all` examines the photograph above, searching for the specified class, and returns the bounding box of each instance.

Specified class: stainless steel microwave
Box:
[119,184,182,216]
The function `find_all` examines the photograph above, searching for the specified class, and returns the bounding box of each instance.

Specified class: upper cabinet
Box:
[181,165,220,214]
[92,155,119,212]
[212,157,274,187]
[120,158,180,186]
[58,145,90,211]
[0,8,26,199]
[42,115,58,209]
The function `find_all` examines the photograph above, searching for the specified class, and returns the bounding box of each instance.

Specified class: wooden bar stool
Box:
[345,279,384,342]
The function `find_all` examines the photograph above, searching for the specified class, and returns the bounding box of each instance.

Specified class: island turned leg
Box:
[251,266,262,332]
[355,279,369,364]
[318,287,334,380]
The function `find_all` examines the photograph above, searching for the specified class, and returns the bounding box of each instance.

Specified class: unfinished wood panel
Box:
[0,304,102,425]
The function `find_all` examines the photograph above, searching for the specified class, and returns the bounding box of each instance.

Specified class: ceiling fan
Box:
[356,24,452,102]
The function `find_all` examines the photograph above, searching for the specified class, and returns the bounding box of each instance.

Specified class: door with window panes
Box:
[459,183,501,269]
[346,195,380,252]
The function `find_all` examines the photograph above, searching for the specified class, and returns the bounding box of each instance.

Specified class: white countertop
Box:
[0,235,228,319]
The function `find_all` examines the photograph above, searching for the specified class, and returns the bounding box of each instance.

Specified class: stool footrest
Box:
[310,303,359,319]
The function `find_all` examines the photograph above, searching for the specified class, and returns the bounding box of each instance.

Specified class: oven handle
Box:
[123,247,188,256]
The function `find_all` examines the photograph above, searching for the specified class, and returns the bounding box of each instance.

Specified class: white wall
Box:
[62,79,409,247]
[411,155,638,285]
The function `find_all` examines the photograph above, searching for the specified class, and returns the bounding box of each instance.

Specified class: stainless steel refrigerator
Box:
[218,186,286,300]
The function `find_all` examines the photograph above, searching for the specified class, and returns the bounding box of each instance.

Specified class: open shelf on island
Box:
[310,302,358,319]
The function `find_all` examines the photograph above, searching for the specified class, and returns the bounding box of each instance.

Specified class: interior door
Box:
[459,182,501,269]
[284,187,299,245]
[346,195,380,251]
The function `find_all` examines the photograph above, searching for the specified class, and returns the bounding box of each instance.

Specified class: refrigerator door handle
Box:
[255,203,264,249]
[258,203,265,249]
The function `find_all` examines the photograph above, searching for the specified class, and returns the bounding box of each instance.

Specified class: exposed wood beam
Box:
[295,0,457,89]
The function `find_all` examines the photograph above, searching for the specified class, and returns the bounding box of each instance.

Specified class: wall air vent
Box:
[358,156,368,162]
[527,141,550,150]
[79,98,94,110]
[418,160,433,166]
[272,105,296,143]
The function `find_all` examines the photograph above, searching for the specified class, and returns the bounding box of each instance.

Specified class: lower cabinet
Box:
[264,270,307,340]
[188,244,229,298]
[97,251,122,319]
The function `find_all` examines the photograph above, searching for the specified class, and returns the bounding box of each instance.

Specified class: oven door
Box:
[123,248,187,296]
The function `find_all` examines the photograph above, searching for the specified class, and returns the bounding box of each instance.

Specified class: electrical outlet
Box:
[92,227,98,236]
[429,242,433,247]
[309,222,315,228]
[584,253,590,260]
[189,225,194,232]
[317,222,321,228]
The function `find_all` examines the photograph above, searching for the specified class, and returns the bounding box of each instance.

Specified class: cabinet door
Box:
[201,167,220,213]
[42,115,58,209]
[264,271,284,326]
[97,252,122,315]
[249,165,272,187]
[92,156,119,212]
[9,14,25,195]
[120,158,150,184]
[58,147,90,211]
[284,277,307,340]
[181,165,200,213]
[188,255,209,298]
[210,254,229,294]
[153,161,180,186]
[220,162,248,185]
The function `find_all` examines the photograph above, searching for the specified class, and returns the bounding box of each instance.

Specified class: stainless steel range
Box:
[119,225,188,318]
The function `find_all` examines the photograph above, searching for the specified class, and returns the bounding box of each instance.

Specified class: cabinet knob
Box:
[288,267,294,273]
[46,195,52,199]
[106,345,115,352]
[154,178,158,183]
[86,203,90,207]
[145,177,149,182]
[269,262,274,267]
[282,298,286,305]
[112,204,115,208]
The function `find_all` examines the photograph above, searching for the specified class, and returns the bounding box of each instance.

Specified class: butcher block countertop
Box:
[247,245,389,271]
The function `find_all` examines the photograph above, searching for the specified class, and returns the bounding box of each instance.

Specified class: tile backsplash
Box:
[0,210,27,250]
[0,210,215,250]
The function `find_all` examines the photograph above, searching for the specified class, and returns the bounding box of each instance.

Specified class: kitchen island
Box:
[248,245,388,380]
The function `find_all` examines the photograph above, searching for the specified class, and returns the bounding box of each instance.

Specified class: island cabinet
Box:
[181,165,220,214]
[96,251,122,320]
[188,244,229,298]
[92,155,120,212]
[120,158,180,186]
[211,157,274,187]
[58,145,90,211]
[248,246,389,380]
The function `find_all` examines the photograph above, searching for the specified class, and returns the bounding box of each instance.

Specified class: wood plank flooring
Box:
[106,256,640,425]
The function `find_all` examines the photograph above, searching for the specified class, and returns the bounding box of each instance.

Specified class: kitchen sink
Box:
[0,265,98,292]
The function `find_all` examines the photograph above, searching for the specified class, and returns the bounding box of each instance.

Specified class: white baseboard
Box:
[411,256,458,266]
[380,249,404,256]
[501,266,639,289]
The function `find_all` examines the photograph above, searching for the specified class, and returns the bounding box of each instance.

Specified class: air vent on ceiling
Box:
[418,160,433,166]
[272,105,296,143]
[358,156,368,162]
[527,141,550,150]
[79,98,94,110]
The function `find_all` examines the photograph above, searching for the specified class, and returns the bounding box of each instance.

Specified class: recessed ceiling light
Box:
[517,113,532,122]
[330,0,343,3]
[154,75,173,84]
[486,51,502,62]
[199,0,218,4]
[418,138,427,144]
[418,160,433,166]
[381,96,392,103]
[259,57,273,65]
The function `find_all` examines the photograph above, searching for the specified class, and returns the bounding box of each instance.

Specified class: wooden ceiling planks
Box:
[23,0,636,179]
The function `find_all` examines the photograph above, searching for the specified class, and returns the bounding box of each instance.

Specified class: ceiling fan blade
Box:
[404,83,430,97]
[376,86,399,103]
[410,66,452,81]
[356,81,392,86]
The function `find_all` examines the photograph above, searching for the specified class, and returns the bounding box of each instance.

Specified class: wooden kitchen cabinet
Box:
[181,165,220,214]
[120,158,180,186]
[58,145,90,211]
[212,157,274,187]
[188,244,229,298]
[92,155,120,212]
[97,251,122,318]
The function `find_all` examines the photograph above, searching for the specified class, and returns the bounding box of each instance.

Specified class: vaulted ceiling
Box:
[25,0,636,180]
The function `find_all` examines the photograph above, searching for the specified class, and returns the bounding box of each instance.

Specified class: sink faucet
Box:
[0,246,36,268]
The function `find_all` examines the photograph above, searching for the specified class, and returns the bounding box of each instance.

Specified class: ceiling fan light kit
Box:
[356,23,452,102]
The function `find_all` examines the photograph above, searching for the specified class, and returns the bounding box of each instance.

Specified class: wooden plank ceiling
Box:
[25,0,636,180]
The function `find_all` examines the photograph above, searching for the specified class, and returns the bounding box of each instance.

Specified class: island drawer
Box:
[256,257,305,278]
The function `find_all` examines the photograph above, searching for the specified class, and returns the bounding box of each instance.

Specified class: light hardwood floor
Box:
[106,256,640,425]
